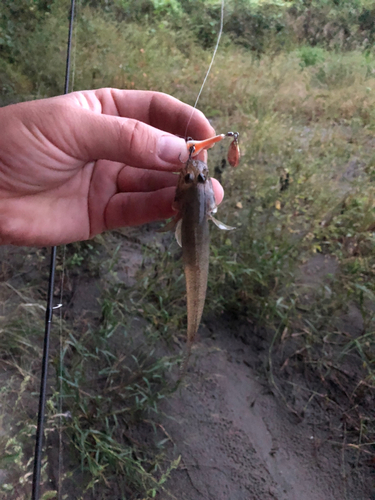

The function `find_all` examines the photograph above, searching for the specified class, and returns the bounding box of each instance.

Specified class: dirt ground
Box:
[156,312,375,500]
[159,317,372,500]
[114,229,375,499]
[1,231,374,500]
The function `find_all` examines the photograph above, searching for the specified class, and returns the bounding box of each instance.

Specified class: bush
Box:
[298,45,326,67]
[1,0,375,103]
[224,0,291,53]
[287,0,374,50]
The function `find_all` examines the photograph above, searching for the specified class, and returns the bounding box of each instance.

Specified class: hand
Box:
[0,88,224,246]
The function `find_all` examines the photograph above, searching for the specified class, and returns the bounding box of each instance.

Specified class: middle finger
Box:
[117,166,178,193]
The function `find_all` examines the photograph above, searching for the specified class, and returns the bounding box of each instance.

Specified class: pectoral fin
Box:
[209,215,236,231]
[175,219,182,247]
[158,213,182,233]
[158,218,177,233]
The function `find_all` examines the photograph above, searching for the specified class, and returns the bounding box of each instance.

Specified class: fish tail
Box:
[179,339,193,380]
[179,313,200,378]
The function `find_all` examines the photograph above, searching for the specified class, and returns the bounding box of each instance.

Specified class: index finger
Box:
[82,89,215,140]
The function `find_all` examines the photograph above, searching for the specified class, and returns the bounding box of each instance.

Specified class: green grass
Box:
[0,244,180,499]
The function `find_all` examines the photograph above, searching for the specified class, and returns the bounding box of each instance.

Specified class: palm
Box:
[0,89,221,246]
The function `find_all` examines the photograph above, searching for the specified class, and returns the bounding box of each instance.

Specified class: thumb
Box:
[66,109,191,170]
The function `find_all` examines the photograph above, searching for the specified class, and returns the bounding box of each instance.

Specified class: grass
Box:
[1,1,375,497]
[0,243,180,499]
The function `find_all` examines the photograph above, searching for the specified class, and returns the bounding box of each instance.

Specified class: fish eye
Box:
[197,173,206,183]
[184,173,194,183]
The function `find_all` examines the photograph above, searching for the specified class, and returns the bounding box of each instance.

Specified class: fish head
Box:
[177,159,209,192]
[173,159,214,212]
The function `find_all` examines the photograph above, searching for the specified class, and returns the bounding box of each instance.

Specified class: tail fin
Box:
[179,340,193,380]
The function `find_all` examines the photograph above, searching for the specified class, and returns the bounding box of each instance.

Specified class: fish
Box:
[172,152,235,374]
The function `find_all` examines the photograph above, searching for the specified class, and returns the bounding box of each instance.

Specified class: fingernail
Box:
[158,135,188,164]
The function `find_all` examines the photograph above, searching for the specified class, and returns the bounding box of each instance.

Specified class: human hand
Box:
[0,88,224,246]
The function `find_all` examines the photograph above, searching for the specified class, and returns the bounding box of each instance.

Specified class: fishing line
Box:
[184,0,225,139]
[31,2,76,499]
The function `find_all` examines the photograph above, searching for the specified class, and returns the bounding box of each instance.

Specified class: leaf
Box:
[41,491,58,500]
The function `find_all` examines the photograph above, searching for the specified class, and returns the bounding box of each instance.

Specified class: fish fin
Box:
[209,215,236,231]
[158,218,177,233]
[175,219,182,247]
[158,212,182,233]
[178,339,193,381]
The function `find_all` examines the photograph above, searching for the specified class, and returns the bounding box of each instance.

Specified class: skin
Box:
[0,88,224,246]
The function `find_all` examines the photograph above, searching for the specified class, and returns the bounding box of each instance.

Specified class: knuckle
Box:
[0,211,19,245]
[125,119,154,161]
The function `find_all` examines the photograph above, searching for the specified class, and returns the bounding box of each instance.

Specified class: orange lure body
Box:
[186,131,240,167]
[227,138,240,167]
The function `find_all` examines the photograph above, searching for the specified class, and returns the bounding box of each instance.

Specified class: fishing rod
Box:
[31,1,76,498]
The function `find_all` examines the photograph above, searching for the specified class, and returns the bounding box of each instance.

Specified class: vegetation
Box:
[1,0,375,101]
[1,0,375,498]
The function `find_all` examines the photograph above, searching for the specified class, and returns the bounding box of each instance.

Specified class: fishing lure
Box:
[226,131,240,167]
[186,131,240,167]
